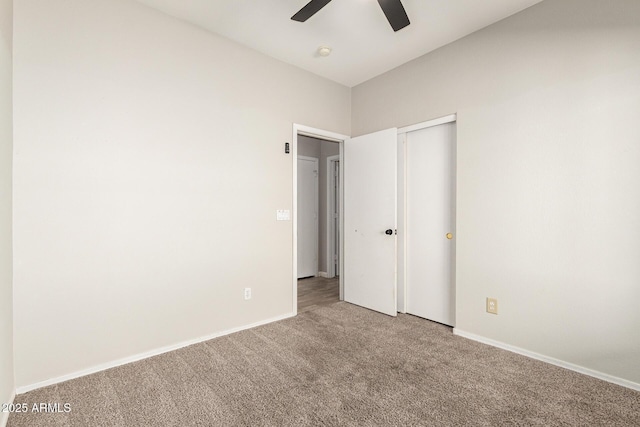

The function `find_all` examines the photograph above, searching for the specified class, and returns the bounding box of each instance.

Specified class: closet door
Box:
[406,123,456,326]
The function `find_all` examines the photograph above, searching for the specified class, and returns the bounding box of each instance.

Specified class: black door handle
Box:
[385,229,393,235]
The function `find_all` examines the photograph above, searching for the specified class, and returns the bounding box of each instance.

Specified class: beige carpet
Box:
[8,302,640,426]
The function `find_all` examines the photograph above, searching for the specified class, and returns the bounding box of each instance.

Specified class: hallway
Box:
[297,276,339,313]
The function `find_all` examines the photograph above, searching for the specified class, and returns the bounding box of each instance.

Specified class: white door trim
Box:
[397,114,457,134]
[296,124,348,142]
[397,133,407,313]
[326,155,340,279]
[292,124,349,316]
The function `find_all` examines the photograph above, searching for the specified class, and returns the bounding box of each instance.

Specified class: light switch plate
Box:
[276,209,290,221]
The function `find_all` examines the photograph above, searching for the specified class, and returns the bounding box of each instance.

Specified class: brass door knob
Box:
[446,233,453,240]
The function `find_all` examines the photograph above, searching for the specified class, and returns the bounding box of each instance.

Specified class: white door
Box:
[406,123,456,326]
[297,156,319,279]
[344,128,398,316]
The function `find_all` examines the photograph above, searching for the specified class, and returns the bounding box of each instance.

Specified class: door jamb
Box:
[397,114,457,135]
[292,124,349,316]
[326,155,340,281]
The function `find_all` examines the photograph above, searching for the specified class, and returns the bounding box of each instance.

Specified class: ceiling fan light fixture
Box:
[317,46,332,57]
[292,0,410,32]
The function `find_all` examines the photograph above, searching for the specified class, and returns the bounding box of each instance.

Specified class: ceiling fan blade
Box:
[377,0,410,32]
[291,0,332,22]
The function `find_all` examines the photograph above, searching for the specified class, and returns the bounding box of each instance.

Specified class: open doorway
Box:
[297,153,319,280]
[293,125,347,315]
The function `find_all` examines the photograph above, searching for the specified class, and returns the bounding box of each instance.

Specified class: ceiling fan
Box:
[291,0,410,32]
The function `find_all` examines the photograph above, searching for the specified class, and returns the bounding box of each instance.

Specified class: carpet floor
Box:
[8,302,640,426]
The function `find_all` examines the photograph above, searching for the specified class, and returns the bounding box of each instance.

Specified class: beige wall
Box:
[0,0,13,417]
[13,0,350,389]
[353,0,640,384]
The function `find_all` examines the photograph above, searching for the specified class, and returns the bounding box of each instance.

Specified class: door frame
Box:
[292,124,349,315]
[397,113,457,314]
[326,154,340,280]
[297,155,320,279]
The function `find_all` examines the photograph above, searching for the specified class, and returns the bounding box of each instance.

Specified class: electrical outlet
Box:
[486,298,498,314]
[244,288,252,300]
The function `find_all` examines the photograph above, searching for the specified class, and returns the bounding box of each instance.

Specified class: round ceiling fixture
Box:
[317,46,332,57]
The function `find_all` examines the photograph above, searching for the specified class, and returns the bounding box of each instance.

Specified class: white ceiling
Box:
[134,0,543,87]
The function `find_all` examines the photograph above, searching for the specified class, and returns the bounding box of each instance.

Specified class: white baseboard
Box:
[17,312,295,395]
[453,328,640,392]
[318,271,329,278]
[1,389,15,427]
